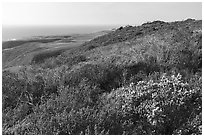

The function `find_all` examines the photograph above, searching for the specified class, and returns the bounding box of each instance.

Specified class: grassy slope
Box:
[59,19,201,79]
[2,31,111,69]
[2,38,62,50]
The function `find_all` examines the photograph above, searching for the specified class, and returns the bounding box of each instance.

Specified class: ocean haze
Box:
[3,3,201,26]
[2,25,119,41]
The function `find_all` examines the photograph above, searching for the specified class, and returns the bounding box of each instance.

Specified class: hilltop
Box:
[2,19,202,135]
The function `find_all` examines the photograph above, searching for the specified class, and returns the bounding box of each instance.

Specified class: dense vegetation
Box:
[2,19,202,135]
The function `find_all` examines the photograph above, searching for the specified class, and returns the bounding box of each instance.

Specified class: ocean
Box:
[2,25,118,41]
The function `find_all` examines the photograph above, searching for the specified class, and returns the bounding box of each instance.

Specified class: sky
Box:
[2,2,202,26]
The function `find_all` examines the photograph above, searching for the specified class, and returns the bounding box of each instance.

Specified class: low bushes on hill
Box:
[31,49,64,64]
[2,19,202,135]
[2,72,201,135]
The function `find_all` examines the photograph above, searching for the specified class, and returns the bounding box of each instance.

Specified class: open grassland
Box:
[2,31,110,69]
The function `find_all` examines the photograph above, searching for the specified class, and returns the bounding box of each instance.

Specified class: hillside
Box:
[2,31,110,69]
[2,19,202,135]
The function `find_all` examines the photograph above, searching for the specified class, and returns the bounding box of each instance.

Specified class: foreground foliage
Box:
[2,70,202,135]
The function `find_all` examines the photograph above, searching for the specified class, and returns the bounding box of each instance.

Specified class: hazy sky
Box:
[2,2,202,26]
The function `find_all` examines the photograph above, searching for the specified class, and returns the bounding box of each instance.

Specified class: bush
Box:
[101,73,202,134]
[2,71,25,109]
[64,63,124,92]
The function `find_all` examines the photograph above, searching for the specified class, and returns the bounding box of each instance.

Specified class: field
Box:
[2,31,109,69]
[2,19,202,135]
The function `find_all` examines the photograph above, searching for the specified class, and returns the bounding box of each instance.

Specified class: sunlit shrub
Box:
[103,73,202,134]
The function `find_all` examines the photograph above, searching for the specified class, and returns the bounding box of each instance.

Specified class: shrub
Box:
[2,71,25,109]
[64,63,124,92]
[102,73,202,134]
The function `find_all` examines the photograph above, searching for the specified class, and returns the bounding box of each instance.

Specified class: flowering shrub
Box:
[104,73,202,134]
